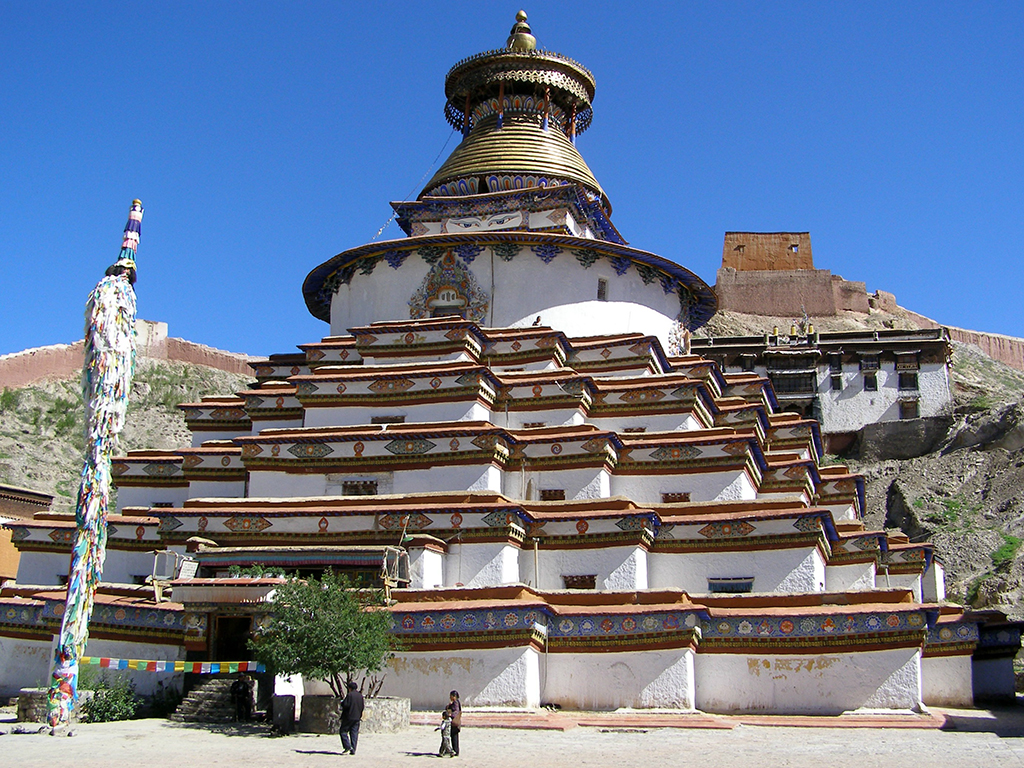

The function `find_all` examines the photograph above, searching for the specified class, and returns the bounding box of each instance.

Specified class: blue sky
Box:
[2,2,1022,357]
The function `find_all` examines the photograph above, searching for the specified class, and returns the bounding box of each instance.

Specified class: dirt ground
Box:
[5,707,1024,768]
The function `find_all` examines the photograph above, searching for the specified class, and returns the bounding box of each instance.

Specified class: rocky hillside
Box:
[0,360,251,514]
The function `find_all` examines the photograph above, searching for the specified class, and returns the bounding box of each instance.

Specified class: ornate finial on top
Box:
[507,10,536,51]
[108,199,143,283]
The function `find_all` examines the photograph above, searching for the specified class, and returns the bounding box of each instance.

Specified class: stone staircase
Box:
[170,677,236,723]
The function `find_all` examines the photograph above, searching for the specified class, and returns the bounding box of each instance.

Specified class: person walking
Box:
[445,690,462,757]
[339,681,365,755]
[436,709,455,757]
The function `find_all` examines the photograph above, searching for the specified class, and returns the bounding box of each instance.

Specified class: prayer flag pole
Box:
[47,200,143,730]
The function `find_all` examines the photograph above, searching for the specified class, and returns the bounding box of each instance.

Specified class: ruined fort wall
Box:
[899,308,1024,372]
[0,320,254,388]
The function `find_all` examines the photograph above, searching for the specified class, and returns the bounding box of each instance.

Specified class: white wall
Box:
[825,561,876,592]
[589,414,704,433]
[612,470,754,504]
[813,362,951,434]
[886,572,923,602]
[0,636,51,696]
[327,244,687,350]
[973,657,1016,701]
[922,562,946,602]
[187,480,246,499]
[695,647,922,714]
[408,548,444,589]
[115,486,188,513]
[0,635,186,698]
[446,542,520,587]
[81,637,186,697]
[303,402,488,429]
[383,646,540,709]
[17,551,70,586]
[526,545,647,591]
[649,546,824,594]
[510,467,609,501]
[922,655,973,707]
[543,648,695,710]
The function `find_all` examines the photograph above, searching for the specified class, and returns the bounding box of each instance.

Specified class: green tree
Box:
[250,571,395,697]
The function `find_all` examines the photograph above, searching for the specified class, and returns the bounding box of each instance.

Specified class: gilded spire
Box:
[507,10,536,51]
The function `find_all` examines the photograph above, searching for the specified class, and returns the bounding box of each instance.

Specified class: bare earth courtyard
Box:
[5,708,1024,768]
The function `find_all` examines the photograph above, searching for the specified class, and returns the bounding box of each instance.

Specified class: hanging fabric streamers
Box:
[46,200,143,729]
[78,657,265,674]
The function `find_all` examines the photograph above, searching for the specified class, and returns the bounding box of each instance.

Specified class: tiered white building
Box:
[1,13,1018,713]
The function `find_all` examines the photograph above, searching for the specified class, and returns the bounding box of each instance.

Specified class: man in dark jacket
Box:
[339,681,365,755]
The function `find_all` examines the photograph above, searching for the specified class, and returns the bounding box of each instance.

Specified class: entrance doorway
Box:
[214,615,252,661]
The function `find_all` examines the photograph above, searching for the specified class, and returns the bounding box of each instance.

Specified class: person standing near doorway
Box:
[339,681,364,755]
[445,690,462,757]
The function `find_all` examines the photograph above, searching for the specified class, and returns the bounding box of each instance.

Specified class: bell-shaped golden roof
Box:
[422,114,607,208]
[420,12,610,211]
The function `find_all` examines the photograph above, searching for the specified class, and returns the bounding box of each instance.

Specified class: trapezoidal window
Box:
[661,492,691,503]
[562,574,597,590]
[341,480,378,496]
[707,577,754,593]
[863,372,878,391]
[899,400,920,420]
[898,372,919,391]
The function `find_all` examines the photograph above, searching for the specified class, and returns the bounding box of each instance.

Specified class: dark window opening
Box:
[661,492,691,503]
[431,307,466,319]
[562,574,597,589]
[597,278,608,301]
[540,489,565,501]
[859,355,880,371]
[623,426,648,433]
[898,372,919,390]
[863,372,878,391]
[523,421,546,428]
[371,415,406,424]
[829,356,843,373]
[741,354,756,372]
[342,480,378,496]
[900,400,920,420]
[768,355,816,371]
[152,502,173,508]
[708,577,754,593]
[770,373,816,394]
[830,374,843,391]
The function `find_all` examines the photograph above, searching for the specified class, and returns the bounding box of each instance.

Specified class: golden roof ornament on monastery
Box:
[507,10,537,51]
[423,11,607,209]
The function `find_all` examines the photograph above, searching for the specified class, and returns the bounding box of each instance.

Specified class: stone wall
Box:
[858,415,954,462]
[296,695,410,734]
[715,268,868,317]
[721,232,814,271]
[0,320,255,388]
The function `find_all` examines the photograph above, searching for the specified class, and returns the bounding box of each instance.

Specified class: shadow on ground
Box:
[941,703,1024,738]
[165,721,281,738]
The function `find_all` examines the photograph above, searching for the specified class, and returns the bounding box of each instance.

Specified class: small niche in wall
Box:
[371,415,406,424]
[661,492,691,503]
[707,576,754,593]
[562,574,597,589]
[342,480,378,496]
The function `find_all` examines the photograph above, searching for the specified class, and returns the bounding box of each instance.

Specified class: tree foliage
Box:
[249,571,395,697]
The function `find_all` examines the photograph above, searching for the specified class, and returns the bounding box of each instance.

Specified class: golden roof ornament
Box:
[507,10,537,51]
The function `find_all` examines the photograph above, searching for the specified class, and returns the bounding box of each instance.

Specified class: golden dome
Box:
[421,113,607,208]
